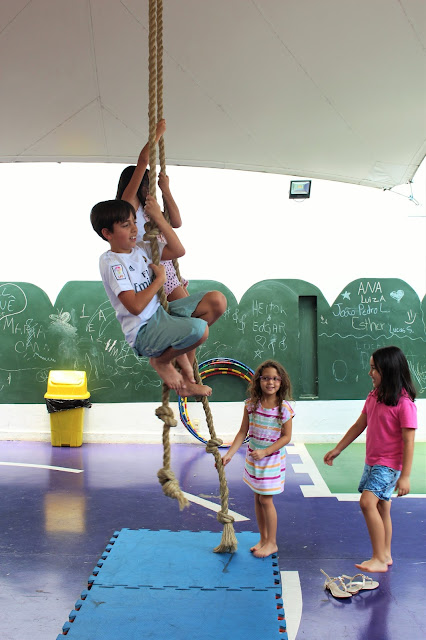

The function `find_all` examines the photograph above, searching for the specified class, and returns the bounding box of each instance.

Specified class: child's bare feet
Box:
[355,558,389,573]
[250,540,265,553]
[176,381,212,398]
[253,542,278,558]
[150,358,185,391]
[176,354,195,383]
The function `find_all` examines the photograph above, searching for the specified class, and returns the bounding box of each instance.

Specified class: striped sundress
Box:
[243,399,294,495]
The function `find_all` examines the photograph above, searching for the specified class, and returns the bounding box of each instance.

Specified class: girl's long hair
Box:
[372,346,416,405]
[116,166,149,208]
[248,359,293,425]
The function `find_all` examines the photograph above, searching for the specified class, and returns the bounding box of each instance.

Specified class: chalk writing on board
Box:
[332,360,348,382]
[390,290,404,303]
[1,279,424,403]
[0,283,28,320]
[197,340,233,362]
[231,298,290,360]
[320,280,425,342]
[410,362,426,392]
[232,308,246,334]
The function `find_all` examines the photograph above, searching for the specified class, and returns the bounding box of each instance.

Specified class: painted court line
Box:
[281,570,302,640]
[182,491,250,521]
[0,462,83,473]
[0,465,249,515]
[288,443,333,498]
[287,444,425,500]
[332,492,425,501]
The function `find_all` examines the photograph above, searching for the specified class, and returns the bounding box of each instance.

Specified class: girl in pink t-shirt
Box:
[324,346,417,573]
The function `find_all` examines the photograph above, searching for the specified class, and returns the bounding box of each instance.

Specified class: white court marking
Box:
[182,491,249,521]
[0,461,83,473]
[0,464,250,518]
[287,443,424,500]
[281,570,302,640]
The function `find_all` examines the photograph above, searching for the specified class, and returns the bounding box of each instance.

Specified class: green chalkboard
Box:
[0,282,55,401]
[0,278,424,404]
[318,278,426,399]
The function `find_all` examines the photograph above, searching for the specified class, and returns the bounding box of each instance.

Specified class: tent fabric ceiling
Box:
[1,0,425,189]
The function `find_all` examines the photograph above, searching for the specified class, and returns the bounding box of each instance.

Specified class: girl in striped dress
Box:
[222,360,294,558]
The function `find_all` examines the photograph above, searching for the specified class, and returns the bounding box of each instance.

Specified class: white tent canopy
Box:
[1,0,425,188]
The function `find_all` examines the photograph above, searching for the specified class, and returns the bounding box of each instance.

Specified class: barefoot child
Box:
[90,197,226,396]
[324,346,417,573]
[116,119,188,302]
[222,360,294,558]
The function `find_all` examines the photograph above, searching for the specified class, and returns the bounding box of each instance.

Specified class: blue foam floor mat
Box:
[58,529,286,639]
[89,529,280,588]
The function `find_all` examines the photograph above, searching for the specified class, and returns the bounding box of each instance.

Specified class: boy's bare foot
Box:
[250,540,265,553]
[149,358,185,391]
[176,381,212,398]
[176,355,196,383]
[253,542,278,558]
[355,558,388,573]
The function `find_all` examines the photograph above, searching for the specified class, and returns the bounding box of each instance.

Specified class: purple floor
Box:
[0,441,425,639]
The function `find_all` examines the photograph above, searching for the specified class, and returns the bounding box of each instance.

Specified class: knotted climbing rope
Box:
[144,0,237,553]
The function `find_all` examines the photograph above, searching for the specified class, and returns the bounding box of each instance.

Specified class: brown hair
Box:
[90,199,136,240]
[116,166,150,208]
[372,346,416,405]
[248,359,293,426]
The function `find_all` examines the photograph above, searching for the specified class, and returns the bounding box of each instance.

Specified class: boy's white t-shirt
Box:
[99,240,165,347]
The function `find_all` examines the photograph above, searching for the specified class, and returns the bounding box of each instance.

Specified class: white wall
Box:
[1,161,425,443]
[1,160,425,306]
[1,400,424,444]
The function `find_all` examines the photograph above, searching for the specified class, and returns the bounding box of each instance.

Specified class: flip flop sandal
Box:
[342,573,379,593]
[320,569,353,599]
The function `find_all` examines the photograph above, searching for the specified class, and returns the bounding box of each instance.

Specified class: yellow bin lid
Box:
[44,370,90,399]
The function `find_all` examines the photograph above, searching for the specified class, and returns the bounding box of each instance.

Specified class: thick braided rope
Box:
[156,0,165,172]
[147,0,236,546]
[155,0,184,286]
[193,361,237,552]
[147,0,188,510]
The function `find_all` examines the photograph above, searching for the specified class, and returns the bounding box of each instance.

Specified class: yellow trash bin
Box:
[44,370,91,447]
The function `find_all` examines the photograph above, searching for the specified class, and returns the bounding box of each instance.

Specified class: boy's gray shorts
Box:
[133,291,208,358]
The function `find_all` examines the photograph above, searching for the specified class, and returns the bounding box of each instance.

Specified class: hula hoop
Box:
[178,358,254,446]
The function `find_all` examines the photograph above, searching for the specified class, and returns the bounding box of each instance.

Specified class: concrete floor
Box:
[0,440,425,639]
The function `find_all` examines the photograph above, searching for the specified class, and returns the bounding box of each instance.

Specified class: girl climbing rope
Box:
[116,119,189,302]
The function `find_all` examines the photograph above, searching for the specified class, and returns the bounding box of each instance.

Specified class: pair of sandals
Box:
[321,569,379,598]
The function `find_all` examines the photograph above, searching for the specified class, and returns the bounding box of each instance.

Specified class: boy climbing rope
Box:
[90,197,226,396]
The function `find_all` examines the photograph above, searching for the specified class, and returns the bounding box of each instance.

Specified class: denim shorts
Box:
[358,464,401,501]
[133,291,208,358]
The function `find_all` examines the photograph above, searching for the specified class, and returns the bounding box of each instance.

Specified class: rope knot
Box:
[157,467,189,511]
[157,467,177,487]
[143,230,161,243]
[216,510,235,525]
[205,437,223,454]
[155,404,177,427]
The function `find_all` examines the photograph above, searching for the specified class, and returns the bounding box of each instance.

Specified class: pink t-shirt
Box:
[362,389,417,470]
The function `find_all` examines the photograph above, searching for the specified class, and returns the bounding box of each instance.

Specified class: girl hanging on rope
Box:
[116,119,189,302]
[222,360,294,558]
